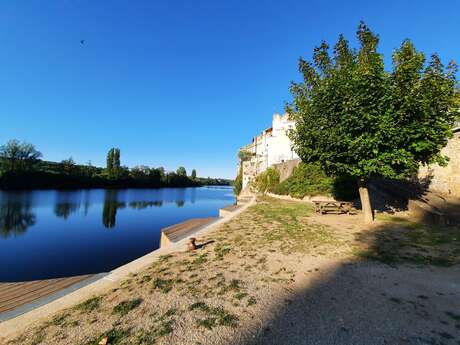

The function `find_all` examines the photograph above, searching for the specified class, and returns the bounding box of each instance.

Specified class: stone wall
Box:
[272,159,301,182]
[418,131,460,197]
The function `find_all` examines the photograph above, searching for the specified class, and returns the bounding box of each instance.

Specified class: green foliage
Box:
[273,163,333,198]
[0,140,229,190]
[0,139,42,173]
[112,298,143,316]
[265,163,358,200]
[233,165,243,196]
[176,166,187,177]
[106,148,122,179]
[253,167,279,194]
[289,22,458,182]
[74,296,102,312]
[191,169,197,180]
[61,157,75,175]
[237,150,253,162]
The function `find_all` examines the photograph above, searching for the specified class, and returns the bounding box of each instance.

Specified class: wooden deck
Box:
[0,274,93,315]
[160,217,217,247]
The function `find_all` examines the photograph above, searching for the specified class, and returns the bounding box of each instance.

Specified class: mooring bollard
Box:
[187,237,197,251]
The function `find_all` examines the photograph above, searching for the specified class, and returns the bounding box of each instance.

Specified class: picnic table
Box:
[313,200,357,215]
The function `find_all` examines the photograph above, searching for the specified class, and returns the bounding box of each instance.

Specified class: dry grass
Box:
[8,196,459,344]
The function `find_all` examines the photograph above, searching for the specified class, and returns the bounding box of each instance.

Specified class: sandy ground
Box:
[3,197,460,345]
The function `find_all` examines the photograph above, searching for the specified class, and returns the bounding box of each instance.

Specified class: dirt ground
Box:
[4,197,460,345]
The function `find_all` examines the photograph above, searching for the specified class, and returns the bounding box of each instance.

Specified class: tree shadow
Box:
[196,240,215,249]
[224,217,460,345]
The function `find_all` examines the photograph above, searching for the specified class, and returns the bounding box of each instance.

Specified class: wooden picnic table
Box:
[313,200,357,215]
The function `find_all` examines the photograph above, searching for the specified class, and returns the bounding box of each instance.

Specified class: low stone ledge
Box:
[160,217,218,248]
[219,204,241,217]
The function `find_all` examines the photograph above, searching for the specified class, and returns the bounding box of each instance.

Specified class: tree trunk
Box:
[357,178,374,223]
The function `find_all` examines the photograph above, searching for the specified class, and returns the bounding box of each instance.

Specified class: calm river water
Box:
[0,187,234,282]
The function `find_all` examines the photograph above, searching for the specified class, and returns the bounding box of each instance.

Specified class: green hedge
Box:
[271,162,358,201]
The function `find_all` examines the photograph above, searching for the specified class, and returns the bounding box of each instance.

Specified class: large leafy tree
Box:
[0,139,42,173]
[176,166,187,177]
[106,148,121,179]
[289,22,458,222]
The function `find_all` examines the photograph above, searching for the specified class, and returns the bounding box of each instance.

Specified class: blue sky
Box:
[1,0,459,178]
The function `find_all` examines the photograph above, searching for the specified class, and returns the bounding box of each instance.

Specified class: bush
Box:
[272,163,333,198]
[252,168,279,194]
[233,166,243,196]
[270,163,358,200]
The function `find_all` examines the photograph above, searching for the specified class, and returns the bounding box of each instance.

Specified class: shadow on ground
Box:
[229,217,460,345]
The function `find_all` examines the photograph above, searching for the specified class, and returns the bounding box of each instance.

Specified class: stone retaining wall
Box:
[418,132,460,198]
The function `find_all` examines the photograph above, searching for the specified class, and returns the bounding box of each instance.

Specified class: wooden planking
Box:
[0,275,93,314]
[219,204,240,217]
[160,217,217,247]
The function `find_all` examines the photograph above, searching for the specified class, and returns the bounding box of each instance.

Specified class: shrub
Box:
[272,163,333,198]
[272,163,358,200]
[252,167,279,194]
[233,165,243,196]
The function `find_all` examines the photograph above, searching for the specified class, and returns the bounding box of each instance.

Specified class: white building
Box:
[239,113,299,190]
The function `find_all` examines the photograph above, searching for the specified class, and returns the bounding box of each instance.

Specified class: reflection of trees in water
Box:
[128,201,163,209]
[102,190,125,229]
[176,200,185,207]
[0,202,36,238]
[54,203,80,219]
[190,188,196,204]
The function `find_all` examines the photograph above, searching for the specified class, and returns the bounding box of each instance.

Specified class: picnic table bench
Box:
[313,200,357,215]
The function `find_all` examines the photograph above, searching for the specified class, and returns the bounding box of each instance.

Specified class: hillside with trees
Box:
[0,140,232,190]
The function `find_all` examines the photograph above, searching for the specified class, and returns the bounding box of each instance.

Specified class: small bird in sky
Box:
[80,40,85,45]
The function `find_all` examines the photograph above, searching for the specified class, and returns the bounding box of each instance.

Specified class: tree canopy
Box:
[288,22,458,222]
[0,139,42,173]
[176,166,187,177]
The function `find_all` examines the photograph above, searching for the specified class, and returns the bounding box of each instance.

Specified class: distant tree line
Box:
[0,140,232,190]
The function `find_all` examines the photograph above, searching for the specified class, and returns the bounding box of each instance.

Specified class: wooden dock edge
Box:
[160,201,247,248]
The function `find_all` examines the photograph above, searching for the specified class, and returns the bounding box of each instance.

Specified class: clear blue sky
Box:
[1,0,459,178]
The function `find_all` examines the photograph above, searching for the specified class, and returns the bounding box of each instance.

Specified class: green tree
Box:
[176,166,187,177]
[106,148,121,179]
[0,139,42,173]
[288,22,458,223]
[61,157,76,175]
[106,148,114,178]
[113,148,121,173]
[191,169,197,180]
[253,167,279,195]
[233,165,243,196]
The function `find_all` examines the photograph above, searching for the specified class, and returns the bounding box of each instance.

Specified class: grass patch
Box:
[355,219,460,267]
[248,197,339,254]
[214,243,231,260]
[189,302,238,330]
[152,278,175,293]
[234,292,248,300]
[247,297,257,306]
[51,312,70,326]
[445,311,460,321]
[74,296,102,312]
[112,298,143,316]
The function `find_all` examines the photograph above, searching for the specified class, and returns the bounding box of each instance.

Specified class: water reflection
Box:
[102,190,125,229]
[129,201,163,209]
[0,187,231,234]
[54,203,80,219]
[0,187,234,281]
[0,202,36,238]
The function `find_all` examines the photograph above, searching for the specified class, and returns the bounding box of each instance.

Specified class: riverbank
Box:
[3,196,460,344]
[0,170,233,191]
